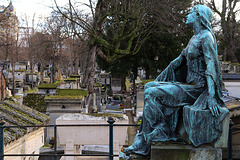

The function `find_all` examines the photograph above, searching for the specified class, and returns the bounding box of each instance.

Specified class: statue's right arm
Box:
[155,50,185,82]
[168,50,185,69]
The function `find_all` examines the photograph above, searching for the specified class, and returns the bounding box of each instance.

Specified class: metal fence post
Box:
[107,117,115,160]
[0,121,5,160]
[228,120,233,160]
[54,125,57,160]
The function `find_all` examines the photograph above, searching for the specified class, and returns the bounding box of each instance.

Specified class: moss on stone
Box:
[94,82,102,87]
[5,100,49,123]
[23,94,46,112]
[85,113,124,119]
[37,84,58,89]
[139,79,154,85]
[231,63,240,66]
[45,95,84,99]
[28,72,38,75]
[58,89,88,96]
[0,101,49,144]
[70,75,81,78]
[64,78,77,81]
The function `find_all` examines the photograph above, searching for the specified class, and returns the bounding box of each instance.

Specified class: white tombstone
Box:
[56,113,128,160]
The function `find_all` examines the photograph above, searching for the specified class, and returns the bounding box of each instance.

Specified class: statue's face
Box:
[186,7,198,26]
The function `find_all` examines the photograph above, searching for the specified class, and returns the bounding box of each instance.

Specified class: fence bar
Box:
[54,125,57,160]
[0,121,4,160]
[0,122,139,159]
[228,121,233,160]
[2,124,140,128]
[107,117,115,160]
[3,154,117,156]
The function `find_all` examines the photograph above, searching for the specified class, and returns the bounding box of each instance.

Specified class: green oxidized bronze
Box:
[122,5,229,156]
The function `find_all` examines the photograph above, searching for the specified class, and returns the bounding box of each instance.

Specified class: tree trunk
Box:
[51,59,55,84]
[133,67,138,95]
[82,44,97,112]
[126,110,137,145]
[223,47,227,61]
[74,59,79,75]
[1,70,4,101]
[12,62,15,97]
[228,44,238,63]
[145,66,150,79]
[31,60,34,89]
[120,75,126,93]
[70,51,73,75]
[40,64,44,84]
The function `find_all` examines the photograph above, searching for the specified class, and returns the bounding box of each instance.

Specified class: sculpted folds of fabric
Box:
[122,5,229,156]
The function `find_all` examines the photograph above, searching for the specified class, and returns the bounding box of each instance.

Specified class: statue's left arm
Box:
[202,32,221,117]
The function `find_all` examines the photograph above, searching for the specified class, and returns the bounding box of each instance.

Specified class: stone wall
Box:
[5,128,45,160]
[45,98,83,140]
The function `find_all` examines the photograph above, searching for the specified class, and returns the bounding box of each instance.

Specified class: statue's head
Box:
[195,5,213,24]
[186,5,213,27]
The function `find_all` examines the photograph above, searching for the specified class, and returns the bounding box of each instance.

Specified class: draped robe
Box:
[130,30,229,155]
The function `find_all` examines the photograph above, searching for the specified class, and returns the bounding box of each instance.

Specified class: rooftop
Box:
[0,100,49,144]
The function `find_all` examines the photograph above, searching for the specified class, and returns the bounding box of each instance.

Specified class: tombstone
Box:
[56,114,128,160]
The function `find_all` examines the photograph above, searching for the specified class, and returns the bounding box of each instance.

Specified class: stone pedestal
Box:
[151,143,222,160]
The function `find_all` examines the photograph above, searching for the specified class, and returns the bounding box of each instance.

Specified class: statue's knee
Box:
[144,82,152,90]
[144,87,159,96]
[144,88,152,96]
[144,81,158,90]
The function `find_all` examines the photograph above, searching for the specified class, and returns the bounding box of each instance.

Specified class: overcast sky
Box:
[2,0,230,19]
[2,0,90,19]
[1,0,238,27]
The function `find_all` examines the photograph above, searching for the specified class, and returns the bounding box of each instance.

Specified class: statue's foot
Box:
[144,129,160,144]
[124,145,136,154]
[119,151,130,160]
[143,133,151,144]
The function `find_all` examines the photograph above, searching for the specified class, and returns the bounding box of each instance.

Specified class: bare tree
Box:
[54,0,152,110]
[63,37,86,76]
[43,13,66,84]
[29,32,52,84]
[0,3,19,96]
[58,12,89,76]
[207,0,240,63]
[20,14,39,89]
[0,2,18,98]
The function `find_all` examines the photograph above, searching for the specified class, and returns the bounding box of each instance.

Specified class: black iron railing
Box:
[0,117,139,160]
[0,118,237,160]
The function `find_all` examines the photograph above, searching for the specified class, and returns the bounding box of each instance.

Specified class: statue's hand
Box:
[207,96,221,117]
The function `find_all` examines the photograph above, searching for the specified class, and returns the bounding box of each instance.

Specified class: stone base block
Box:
[151,143,222,160]
[127,154,150,160]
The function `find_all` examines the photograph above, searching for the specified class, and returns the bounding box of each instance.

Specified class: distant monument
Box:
[121,4,230,159]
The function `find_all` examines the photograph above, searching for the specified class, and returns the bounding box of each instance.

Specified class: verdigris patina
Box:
[122,4,229,156]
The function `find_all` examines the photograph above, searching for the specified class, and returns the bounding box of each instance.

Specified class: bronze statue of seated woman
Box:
[121,4,229,157]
